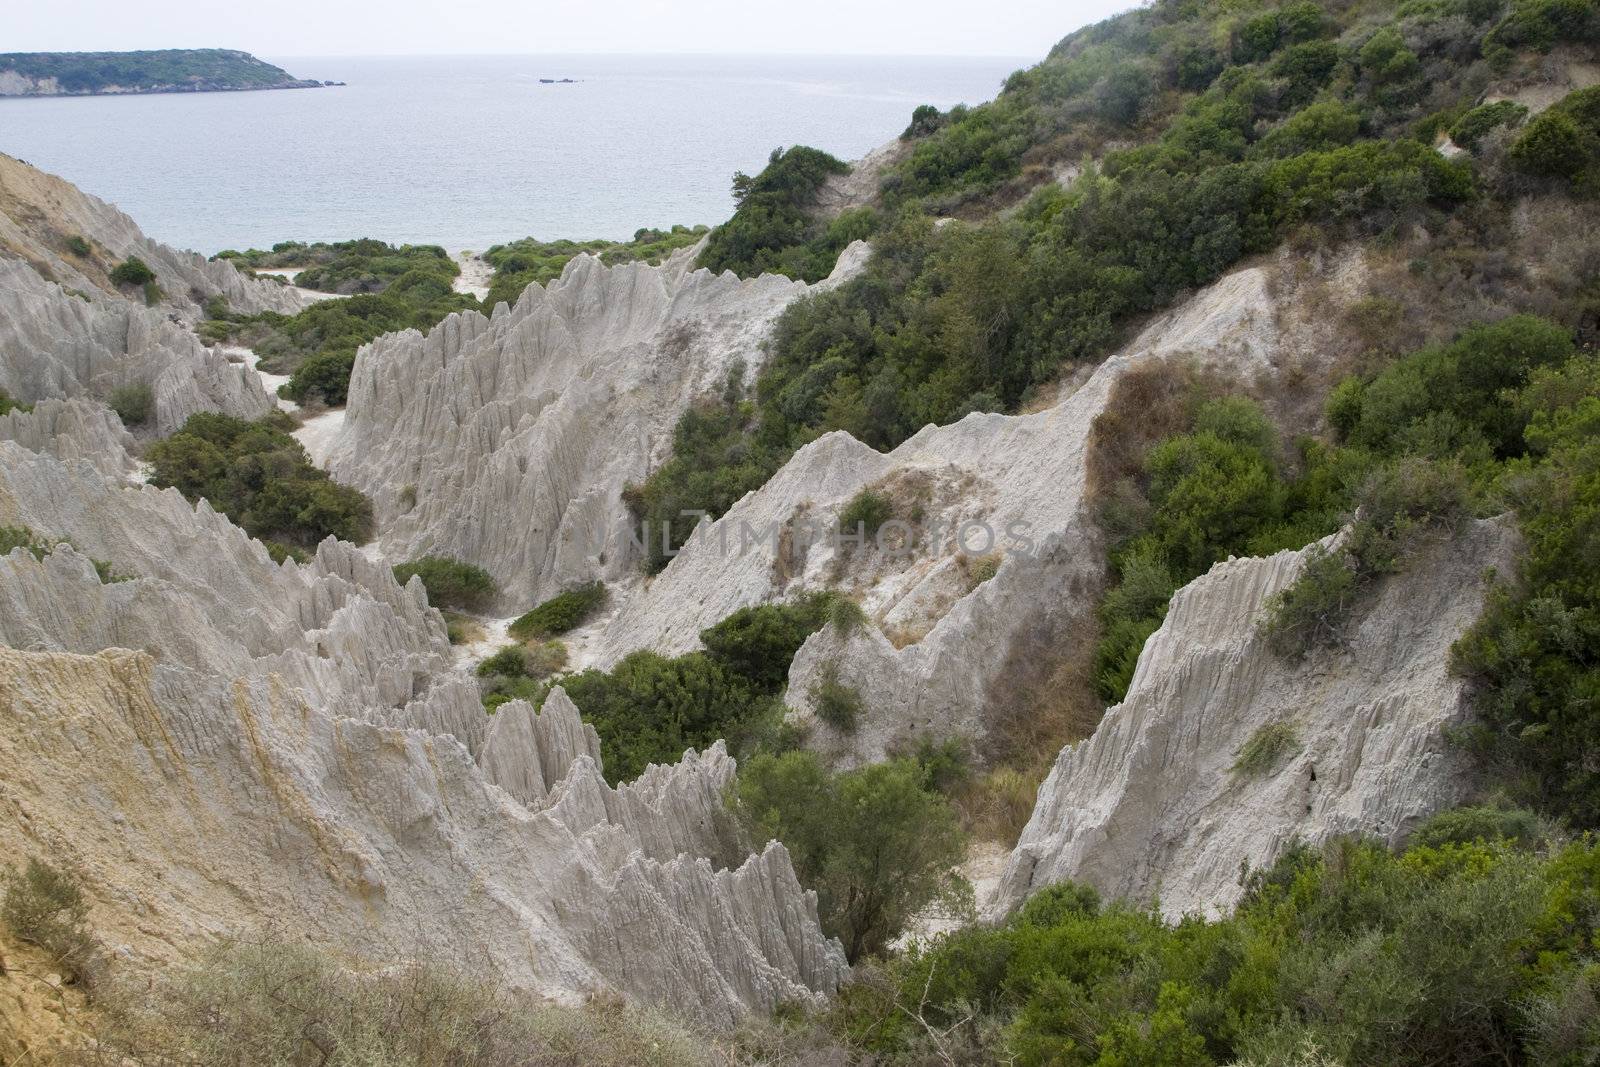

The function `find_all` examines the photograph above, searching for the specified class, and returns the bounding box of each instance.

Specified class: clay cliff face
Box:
[322,242,870,611]
[0,422,846,1023]
[593,265,1284,766]
[991,519,1517,921]
[0,153,294,432]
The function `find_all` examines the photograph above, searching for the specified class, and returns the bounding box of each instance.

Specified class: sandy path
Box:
[224,344,299,414]
[452,251,493,301]
[253,267,349,304]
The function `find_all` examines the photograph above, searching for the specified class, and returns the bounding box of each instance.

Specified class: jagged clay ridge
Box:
[991,519,1518,921]
[597,265,1282,766]
[0,397,135,479]
[0,152,300,318]
[0,436,845,1021]
[325,242,870,610]
[0,261,272,434]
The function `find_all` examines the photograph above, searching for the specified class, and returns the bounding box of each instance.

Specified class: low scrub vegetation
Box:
[509,581,608,640]
[2,857,103,993]
[146,412,373,550]
[106,382,153,427]
[108,255,155,287]
[392,555,497,612]
[827,821,1598,1066]
[217,237,460,295]
[696,146,859,282]
[1,524,128,582]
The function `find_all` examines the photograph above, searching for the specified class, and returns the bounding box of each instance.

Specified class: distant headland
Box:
[0,49,339,98]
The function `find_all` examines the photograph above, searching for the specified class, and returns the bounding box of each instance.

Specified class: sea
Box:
[0,54,1023,256]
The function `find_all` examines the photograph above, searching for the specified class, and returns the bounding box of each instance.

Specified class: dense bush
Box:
[281,348,357,405]
[108,255,155,286]
[558,650,771,784]
[698,591,840,691]
[733,751,968,961]
[1453,352,1600,825]
[391,556,497,612]
[64,234,91,257]
[218,238,459,295]
[107,381,154,426]
[697,146,854,281]
[831,831,1598,1065]
[508,581,608,640]
[1451,100,1529,149]
[1508,86,1600,191]
[476,640,566,682]
[146,412,373,548]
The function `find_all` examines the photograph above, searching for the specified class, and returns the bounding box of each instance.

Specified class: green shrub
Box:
[733,751,968,961]
[0,388,31,416]
[107,382,154,426]
[281,348,357,406]
[2,858,102,990]
[697,146,851,282]
[508,581,608,640]
[697,591,838,691]
[476,641,567,680]
[147,412,374,549]
[1450,100,1528,149]
[833,836,1580,1066]
[1231,721,1303,778]
[558,650,772,784]
[391,556,497,612]
[810,662,863,733]
[64,234,91,257]
[108,256,155,286]
[1407,805,1545,850]
[1260,543,1360,655]
[838,488,893,539]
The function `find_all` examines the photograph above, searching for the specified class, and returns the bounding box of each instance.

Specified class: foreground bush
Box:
[392,556,498,612]
[509,581,608,640]
[108,256,155,287]
[832,829,1598,1066]
[734,751,969,962]
[146,412,373,548]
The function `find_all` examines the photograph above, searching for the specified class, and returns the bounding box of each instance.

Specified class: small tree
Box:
[734,751,969,961]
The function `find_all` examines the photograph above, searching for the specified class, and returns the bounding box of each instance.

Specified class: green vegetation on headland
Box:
[481,225,708,308]
[216,239,458,296]
[0,49,328,97]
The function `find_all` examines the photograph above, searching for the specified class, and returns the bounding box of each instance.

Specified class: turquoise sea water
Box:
[0,54,1021,254]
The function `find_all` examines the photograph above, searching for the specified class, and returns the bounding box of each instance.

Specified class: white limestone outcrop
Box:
[991,518,1518,921]
[0,259,273,434]
[324,242,870,610]
[0,397,136,479]
[0,437,846,1022]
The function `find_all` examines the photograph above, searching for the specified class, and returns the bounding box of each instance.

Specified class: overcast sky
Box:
[6,0,1136,57]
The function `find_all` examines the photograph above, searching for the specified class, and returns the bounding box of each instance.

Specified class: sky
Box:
[4,0,1137,58]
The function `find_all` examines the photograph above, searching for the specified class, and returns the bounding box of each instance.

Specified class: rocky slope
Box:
[0,424,845,1023]
[0,260,273,434]
[990,518,1518,921]
[594,263,1284,765]
[323,241,870,611]
[0,153,300,319]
